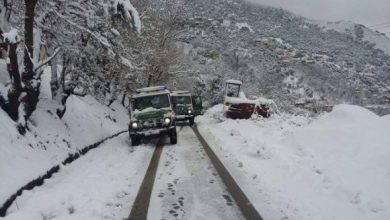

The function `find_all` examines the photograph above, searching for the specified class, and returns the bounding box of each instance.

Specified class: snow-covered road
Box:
[3,125,246,220]
[3,134,154,220]
[148,125,244,220]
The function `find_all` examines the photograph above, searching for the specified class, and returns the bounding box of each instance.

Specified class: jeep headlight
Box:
[131,122,139,129]
[164,118,171,125]
[188,109,192,114]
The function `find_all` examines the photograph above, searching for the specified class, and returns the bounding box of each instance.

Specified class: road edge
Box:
[192,125,264,220]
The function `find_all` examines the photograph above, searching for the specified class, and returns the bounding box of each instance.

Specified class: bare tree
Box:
[128,0,186,87]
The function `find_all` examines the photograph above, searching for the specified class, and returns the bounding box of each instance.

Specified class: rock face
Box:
[171,0,390,115]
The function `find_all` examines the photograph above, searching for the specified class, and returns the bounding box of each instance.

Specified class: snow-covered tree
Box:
[127,0,187,87]
[0,0,143,126]
[35,0,142,110]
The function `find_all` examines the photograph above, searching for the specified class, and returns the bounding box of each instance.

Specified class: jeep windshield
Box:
[133,94,170,111]
[171,96,191,107]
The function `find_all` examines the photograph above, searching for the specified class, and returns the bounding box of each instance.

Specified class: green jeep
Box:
[191,95,203,116]
[171,91,203,126]
[129,86,177,146]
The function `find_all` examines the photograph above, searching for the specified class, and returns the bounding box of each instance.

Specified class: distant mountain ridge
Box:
[172,0,390,115]
[314,20,390,56]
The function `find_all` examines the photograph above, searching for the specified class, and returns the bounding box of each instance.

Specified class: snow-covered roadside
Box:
[1,70,130,210]
[196,105,390,220]
[3,134,154,220]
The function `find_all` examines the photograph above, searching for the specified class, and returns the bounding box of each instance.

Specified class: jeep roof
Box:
[132,86,171,99]
[170,90,191,96]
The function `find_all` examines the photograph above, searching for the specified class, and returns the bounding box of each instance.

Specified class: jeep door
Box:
[191,95,203,116]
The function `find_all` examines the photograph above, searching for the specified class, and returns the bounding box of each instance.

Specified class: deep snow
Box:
[0,69,130,211]
[4,134,154,220]
[196,104,390,220]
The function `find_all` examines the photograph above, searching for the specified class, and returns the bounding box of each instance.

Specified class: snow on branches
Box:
[2,28,20,44]
[111,0,142,33]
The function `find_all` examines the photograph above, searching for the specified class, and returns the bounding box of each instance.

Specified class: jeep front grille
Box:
[140,119,164,129]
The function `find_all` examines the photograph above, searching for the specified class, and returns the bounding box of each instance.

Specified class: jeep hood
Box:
[132,107,172,121]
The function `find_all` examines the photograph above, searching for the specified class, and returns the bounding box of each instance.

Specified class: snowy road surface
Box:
[3,125,245,220]
[148,126,244,220]
[3,134,154,220]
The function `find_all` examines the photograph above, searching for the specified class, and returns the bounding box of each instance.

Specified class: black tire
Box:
[170,129,177,145]
[131,135,140,146]
[189,117,194,126]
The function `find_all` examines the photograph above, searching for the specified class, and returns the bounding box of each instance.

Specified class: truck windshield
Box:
[171,96,191,107]
[133,94,170,111]
[226,83,240,97]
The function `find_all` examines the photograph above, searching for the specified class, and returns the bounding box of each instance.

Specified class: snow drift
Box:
[0,94,129,211]
[197,104,390,220]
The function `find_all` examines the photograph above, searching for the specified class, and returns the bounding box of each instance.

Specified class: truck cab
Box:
[223,79,271,119]
[129,86,177,146]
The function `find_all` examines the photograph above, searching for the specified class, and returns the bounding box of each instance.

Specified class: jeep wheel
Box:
[189,117,194,126]
[131,136,140,146]
[170,130,177,145]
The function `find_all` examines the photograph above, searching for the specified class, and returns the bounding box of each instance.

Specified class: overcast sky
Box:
[246,0,390,33]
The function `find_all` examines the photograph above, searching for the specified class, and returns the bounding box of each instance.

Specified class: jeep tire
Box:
[170,129,177,145]
[131,135,141,146]
[189,117,194,126]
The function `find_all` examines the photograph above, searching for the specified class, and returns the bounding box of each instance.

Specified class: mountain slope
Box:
[172,0,390,115]
[316,20,390,56]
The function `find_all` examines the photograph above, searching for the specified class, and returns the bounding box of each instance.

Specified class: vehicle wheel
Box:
[170,130,177,145]
[131,136,140,146]
[189,117,194,126]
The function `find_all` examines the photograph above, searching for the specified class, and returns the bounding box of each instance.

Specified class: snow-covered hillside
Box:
[196,105,390,220]
[316,20,390,56]
[0,81,129,210]
[172,0,390,115]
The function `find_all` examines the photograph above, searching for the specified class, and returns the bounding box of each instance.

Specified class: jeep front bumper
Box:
[174,114,194,121]
[129,126,175,139]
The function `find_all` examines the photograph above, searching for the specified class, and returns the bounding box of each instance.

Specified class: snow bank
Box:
[0,110,49,208]
[0,87,129,209]
[196,104,390,220]
[4,134,154,220]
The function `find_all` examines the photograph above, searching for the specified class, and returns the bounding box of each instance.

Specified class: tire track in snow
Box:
[128,138,164,220]
[192,125,264,220]
[128,124,263,220]
[148,126,244,220]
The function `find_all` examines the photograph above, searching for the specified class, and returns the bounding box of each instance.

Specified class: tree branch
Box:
[34,47,61,72]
